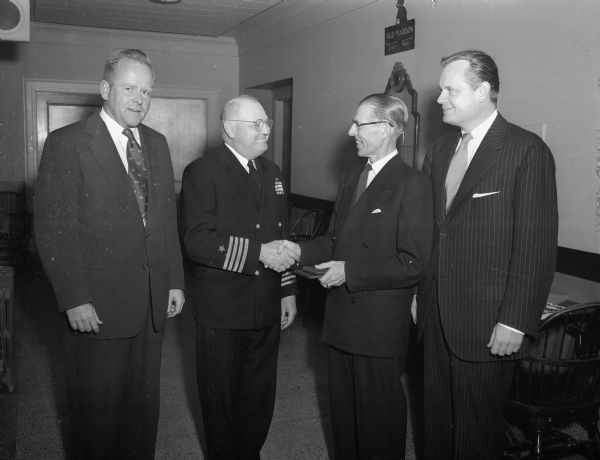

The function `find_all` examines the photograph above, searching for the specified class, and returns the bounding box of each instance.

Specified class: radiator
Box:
[0,265,14,392]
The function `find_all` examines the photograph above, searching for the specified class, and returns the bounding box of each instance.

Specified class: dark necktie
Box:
[122,128,148,223]
[248,160,262,194]
[445,132,472,210]
[354,162,372,204]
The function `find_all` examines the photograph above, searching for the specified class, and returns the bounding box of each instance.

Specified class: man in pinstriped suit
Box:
[179,95,296,460]
[417,50,558,459]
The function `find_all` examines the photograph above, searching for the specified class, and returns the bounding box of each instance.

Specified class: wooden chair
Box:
[0,266,14,392]
[288,208,327,327]
[505,303,600,459]
[0,191,29,264]
[289,208,325,242]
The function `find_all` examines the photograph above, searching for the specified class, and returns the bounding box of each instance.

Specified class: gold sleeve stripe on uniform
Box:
[223,236,235,270]
[223,236,249,273]
[233,238,249,272]
[281,272,296,287]
[228,237,241,272]
[229,237,241,272]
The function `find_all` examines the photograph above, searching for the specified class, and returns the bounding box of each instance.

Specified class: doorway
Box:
[246,78,293,193]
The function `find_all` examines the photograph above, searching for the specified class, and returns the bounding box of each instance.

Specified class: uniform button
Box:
[255,270,260,276]
[143,264,150,270]
[256,223,260,229]
[277,222,282,227]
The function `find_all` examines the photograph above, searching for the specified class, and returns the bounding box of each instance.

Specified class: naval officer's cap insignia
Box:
[274,178,284,195]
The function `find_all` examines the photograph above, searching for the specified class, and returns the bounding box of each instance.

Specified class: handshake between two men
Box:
[259,240,347,289]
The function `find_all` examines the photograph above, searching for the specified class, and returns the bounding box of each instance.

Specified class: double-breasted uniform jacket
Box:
[34,112,185,339]
[179,145,295,329]
[417,114,558,362]
[299,154,433,357]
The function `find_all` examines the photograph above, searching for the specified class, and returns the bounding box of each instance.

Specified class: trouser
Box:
[66,310,163,460]
[423,300,515,460]
[328,345,407,460]
[196,322,280,460]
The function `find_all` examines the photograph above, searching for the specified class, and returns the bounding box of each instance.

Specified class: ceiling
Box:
[31,0,284,37]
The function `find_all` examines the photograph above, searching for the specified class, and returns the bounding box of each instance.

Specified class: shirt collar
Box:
[464,110,498,141]
[368,149,398,176]
[100,107,141,144]
[224,142,254,172]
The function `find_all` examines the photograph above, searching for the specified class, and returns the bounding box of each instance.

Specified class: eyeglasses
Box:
[226,118,274,131]
[351,120,394,130]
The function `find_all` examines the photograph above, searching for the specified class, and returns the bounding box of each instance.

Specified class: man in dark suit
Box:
[34,49,185,460]
[418,50,558,459]
[179,94,297,460]
[283,94,433,460]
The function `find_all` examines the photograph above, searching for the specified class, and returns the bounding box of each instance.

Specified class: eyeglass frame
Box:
[351,120,394,130]
[225,118,274,131]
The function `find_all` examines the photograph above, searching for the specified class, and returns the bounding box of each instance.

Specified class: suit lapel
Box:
[444,115,507,218]
[85,113,143,226]
[334,165,362,241]
[218,146,262,210]
[338,156,400,247]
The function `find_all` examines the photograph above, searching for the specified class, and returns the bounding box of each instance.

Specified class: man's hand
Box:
[487,323,524,356]
[278,240,301,261]
[280,295,297,330]
[317,261,346,288]
[66,303,103,333]
[411,294,417,324]
[260,240,296,272]
[167,289,185,318]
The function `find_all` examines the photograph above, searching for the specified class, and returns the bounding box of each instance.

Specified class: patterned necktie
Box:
[354,162,372,204]
[445,132,472,210]
[248,160,262,194]
[122,128,148,222]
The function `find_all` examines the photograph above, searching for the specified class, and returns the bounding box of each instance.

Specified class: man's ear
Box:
[477,81,491,102]
[99,80,110,101]
[222,120,235,139]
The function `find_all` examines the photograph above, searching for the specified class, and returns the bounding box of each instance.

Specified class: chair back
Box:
[289,209,325,242]
[509,303,600,411]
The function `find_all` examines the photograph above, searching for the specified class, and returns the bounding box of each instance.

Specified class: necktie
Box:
[445,132,472,210]
[354,162,372,204]
[122,128,148,222]
[248,160,262,194]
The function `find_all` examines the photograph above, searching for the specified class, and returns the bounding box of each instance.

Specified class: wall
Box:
[0,23,239,193]
[238,0,600,255]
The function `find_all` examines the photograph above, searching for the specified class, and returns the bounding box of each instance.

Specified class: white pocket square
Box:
[371,208,382,214]
[472,191,500,198]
